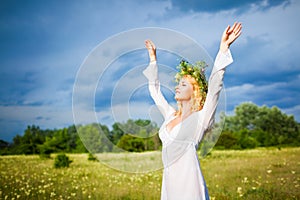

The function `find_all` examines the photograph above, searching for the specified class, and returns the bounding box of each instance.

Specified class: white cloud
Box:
[225,78,299,116]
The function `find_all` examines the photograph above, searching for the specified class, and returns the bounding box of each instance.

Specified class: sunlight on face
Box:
[175,78,193,101]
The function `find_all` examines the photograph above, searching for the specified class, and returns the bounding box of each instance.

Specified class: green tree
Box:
[215,131,238,149]
[77,123,112,153]
[117,134,145,152]
[237,129,258,149]
[11,125,45,154]
[225,102,259,131]
[110,123,124,145]
[114,119,160,152]
[224,102,300,148]
[0,139,10,155]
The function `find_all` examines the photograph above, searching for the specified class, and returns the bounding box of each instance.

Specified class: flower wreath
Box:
[175,59,208,94]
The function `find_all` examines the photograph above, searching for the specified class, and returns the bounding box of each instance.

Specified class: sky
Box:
[1,0,299,142]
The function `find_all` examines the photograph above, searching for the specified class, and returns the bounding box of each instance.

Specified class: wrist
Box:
[220,42,229,53]
[150,56,157,62]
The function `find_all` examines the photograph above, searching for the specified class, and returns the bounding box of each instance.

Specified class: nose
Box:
[175,85,180,93]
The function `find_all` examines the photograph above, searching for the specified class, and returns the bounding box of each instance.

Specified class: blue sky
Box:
[1,0,299,142]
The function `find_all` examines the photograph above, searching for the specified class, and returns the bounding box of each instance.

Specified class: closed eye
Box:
[181,81,187,86]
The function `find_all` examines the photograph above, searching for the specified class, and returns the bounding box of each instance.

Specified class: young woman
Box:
[143,22,242,200]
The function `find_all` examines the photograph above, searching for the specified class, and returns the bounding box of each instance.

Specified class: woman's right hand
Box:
[145,39,157,62]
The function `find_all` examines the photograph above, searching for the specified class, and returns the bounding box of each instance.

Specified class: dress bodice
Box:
[159,112,199,146]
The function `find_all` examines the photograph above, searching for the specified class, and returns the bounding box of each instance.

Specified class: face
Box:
[175,77,193,101]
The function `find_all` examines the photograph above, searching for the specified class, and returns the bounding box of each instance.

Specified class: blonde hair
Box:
[175,75,207,117]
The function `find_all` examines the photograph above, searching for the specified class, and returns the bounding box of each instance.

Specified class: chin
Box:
[175,96,189,101]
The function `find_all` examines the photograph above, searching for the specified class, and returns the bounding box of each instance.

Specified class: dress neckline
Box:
[165,112,196,134]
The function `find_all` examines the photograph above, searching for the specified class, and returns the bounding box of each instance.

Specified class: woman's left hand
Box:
[220,22,242,52]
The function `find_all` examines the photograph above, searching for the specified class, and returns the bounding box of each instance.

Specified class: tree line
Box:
[0,102,299,155]
[0,119,161,155]
[217,102,300,149]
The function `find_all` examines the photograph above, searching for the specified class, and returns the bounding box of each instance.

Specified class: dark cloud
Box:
[168,0,290,13]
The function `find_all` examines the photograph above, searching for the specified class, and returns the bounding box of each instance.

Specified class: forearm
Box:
[143,61,174,119]
[201,50,233,130]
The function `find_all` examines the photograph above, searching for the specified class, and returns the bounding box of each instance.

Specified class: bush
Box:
[54,154,72,168]
[215,132,238,149]
[117,134,145,152]
[88,153,97,161]
[240,136,258,149]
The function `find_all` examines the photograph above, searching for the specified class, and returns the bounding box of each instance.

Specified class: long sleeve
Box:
[143,61,175,119]
[199,49,233,134]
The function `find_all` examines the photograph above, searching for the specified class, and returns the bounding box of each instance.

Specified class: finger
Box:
[149,40,156,49]
[235,30,242,39]
[231,31,242,44]
[224,25,230,34]
[145,40,153,49]
[230,23,240,39]
[228,22,237,33]
[145,39,150,46]
[236,23,242,33]
[234,23,242,36]
[233,23,241,32]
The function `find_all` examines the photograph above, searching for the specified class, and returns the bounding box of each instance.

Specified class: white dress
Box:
[143,50,233,200]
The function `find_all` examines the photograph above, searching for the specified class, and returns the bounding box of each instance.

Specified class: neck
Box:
[179,100,193,119]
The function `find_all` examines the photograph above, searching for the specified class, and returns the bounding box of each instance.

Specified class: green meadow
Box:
[1,148,299,200]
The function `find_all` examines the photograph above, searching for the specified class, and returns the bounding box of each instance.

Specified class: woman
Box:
[143,22,242,200]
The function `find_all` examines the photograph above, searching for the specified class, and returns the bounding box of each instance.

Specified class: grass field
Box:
[0,148,299,200]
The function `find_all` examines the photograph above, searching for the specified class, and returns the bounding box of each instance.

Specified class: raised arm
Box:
[200,22,242,132]
[220,22,242,53]
[143,40,175,119]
